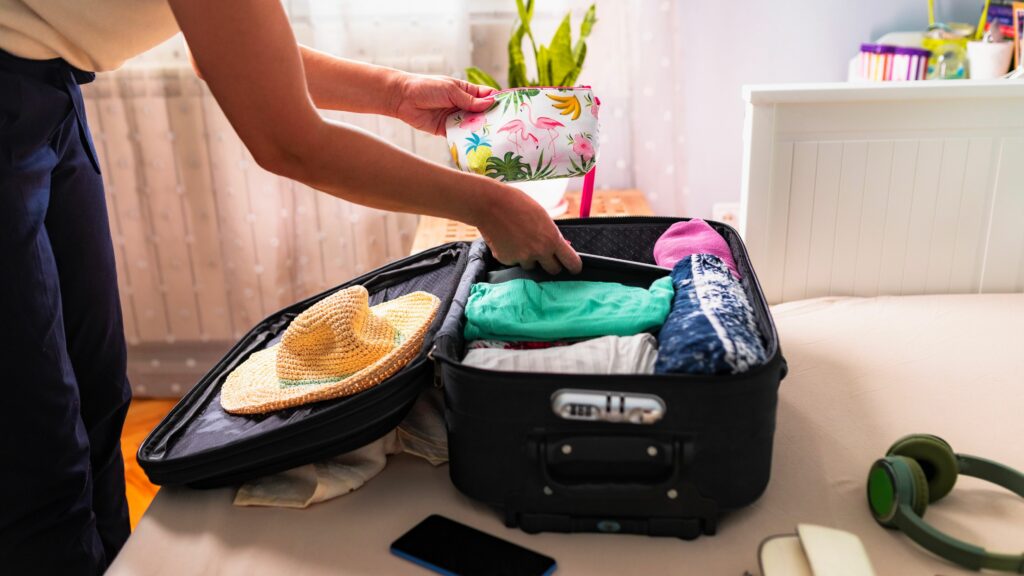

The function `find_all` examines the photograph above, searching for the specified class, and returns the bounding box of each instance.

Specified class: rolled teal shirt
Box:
[463,277,674,341]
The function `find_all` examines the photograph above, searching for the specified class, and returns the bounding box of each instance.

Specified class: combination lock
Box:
[550,389,666,425]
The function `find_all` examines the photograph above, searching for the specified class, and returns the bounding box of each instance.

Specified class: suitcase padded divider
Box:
[144,245,470,465]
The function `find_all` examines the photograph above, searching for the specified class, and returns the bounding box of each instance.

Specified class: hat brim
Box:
[220,291,440,414]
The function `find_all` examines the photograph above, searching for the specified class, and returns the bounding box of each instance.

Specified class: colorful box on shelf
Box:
[859,44,931,81]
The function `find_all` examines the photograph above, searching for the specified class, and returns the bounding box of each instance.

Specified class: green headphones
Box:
[867,434,1024,573]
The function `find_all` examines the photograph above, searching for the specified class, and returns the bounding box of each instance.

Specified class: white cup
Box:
[967,41,1014,79]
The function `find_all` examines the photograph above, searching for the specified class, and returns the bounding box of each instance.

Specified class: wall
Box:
[676,0,979,218]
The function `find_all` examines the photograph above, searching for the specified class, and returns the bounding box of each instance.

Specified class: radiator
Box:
[81,63,451,396]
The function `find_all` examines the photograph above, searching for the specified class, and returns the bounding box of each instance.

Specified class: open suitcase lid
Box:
[138,217,783,488]
[137,242,475,487]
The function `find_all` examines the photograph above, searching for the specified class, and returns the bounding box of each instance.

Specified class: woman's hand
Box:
[389,74,496,136]
[474,184,582,275]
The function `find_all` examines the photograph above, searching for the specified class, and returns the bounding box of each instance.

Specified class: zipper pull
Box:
[427,345,446,388]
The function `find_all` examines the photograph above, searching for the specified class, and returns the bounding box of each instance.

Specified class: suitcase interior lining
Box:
[435,220,778,365]
[147,245,471,462]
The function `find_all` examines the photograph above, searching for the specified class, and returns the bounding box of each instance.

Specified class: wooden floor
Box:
[121,398,177,529]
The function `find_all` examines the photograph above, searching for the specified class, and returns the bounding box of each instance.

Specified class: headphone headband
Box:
[957,454,1024,498]
[868,435,1024,573]
[893,507,1024,573]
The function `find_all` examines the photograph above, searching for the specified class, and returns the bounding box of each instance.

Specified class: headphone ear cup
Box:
[887,434,958,503]
[867,457,929,526]
[890,456,930,517]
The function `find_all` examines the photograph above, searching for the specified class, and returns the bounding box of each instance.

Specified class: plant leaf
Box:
[562,42,586,86]
[575,41,588,74]
[574,4,597,62]
[515,0,534,27]
[536,45,551,86]
[486,151,530,182]
[514,0,539,76]
[466,67,501,90]
[548,13,576,88]
[508,22,530,88]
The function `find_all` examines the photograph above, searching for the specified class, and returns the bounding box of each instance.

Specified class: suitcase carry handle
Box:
[537,435,691,493]
[513,435,721,539]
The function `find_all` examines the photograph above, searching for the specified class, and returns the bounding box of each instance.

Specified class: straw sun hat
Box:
[221,286,440,414]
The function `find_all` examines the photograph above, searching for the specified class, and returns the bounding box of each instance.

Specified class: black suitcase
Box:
[138,216,786,540]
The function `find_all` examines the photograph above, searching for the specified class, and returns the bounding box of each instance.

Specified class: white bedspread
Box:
[108,294,1024,575]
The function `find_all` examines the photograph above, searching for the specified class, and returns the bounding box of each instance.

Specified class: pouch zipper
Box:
[491,85,591,95]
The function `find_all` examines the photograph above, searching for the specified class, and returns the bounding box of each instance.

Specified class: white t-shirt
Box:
[0,0,179,72]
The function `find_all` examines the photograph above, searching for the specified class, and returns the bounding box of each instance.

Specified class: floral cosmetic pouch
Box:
[445,86,600,186]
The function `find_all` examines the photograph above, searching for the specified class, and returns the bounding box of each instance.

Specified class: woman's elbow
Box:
[250,139,309,182]
[245,114,323,183]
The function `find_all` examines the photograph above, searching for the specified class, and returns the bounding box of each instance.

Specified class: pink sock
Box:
[653,219,741,278]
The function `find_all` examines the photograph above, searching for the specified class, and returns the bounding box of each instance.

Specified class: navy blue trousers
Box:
[0,52,131,575]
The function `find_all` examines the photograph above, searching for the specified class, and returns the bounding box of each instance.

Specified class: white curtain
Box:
[90,0,686,396]
[587,0,687,216]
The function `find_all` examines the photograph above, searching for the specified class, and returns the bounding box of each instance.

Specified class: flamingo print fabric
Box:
[445,87,600,182]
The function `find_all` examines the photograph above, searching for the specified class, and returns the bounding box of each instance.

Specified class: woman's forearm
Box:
[280,117,502,226]
[274,120,580,275]
[300,46,403,116]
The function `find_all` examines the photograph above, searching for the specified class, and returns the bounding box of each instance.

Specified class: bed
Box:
[109,81,1024,575]
[108,293,1024,575]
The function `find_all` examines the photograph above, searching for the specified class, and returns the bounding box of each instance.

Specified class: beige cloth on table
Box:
[234,387,447,509]
[109,295,1024,576]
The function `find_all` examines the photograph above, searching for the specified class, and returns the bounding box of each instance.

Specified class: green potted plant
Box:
[466,1,597,90]
[464,0,597,216]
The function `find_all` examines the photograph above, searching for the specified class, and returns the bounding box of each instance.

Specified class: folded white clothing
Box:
[462,334,658,374]
[394,386,447,466]
[233,433,400,509]
[233,388,448,509]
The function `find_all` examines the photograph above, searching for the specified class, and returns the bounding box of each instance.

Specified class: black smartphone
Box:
[390,514,557,576]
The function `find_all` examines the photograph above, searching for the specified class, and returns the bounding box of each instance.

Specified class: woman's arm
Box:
[298,46,404,114]
[193,45,495,135]
[170,0,580,274]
